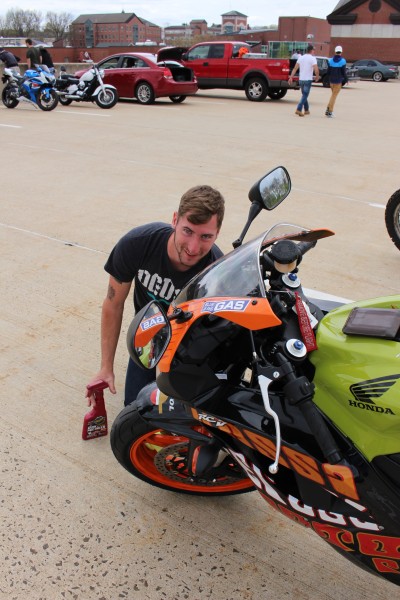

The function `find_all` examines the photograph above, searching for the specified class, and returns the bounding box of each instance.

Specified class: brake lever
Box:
[257,372,282,474]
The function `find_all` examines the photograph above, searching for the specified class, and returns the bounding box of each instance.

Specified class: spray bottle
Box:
[82,380,108,440]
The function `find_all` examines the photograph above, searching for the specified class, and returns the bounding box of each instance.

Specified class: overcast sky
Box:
[1,1,339,27]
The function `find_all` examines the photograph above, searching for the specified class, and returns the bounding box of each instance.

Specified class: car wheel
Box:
[169,96,186,103]
[267,89,287,100]
[322,76,330,88]
[244,77,268,102]
[136,82,155,104]
[372,71,383,82]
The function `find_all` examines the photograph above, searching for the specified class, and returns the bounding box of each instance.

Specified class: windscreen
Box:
[173,224,312,305]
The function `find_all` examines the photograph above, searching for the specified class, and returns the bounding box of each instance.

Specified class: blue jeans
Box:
[125,357,156,406]
[297,80,312,112]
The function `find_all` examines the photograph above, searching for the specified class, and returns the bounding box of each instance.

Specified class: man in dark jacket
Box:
[325,46,348,118]
[0,48,21,73]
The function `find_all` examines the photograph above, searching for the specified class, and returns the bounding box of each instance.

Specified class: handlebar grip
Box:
[297,240,317,256]
[300,399,342,464]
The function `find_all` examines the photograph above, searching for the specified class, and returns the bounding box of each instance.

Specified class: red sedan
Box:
[75,52,198,104]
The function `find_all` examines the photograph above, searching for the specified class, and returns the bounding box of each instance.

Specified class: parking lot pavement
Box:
[0,80,398,599]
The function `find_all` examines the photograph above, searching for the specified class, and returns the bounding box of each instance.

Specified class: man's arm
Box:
[86,275,132,406]
[313,63,320,82]
[288,62,299,84]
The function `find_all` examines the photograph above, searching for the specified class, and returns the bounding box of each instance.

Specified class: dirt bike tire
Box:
[385,189,400,250]
[110,404,255,496]
[1,86,18,108]
[37,88,59,111]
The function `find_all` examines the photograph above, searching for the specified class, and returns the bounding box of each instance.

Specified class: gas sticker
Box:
[201,299,250,313]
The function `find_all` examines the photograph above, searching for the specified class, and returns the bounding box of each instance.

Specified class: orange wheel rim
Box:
[129,429,254,493]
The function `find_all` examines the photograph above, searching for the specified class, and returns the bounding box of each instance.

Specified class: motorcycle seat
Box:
[60,74,80,84]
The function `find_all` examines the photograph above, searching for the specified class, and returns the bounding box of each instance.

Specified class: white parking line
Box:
[0,222,106,253]
[57,110,110,117]
[0,124,22,128]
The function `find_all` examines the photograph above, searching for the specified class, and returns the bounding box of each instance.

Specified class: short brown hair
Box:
[178,185,225,230]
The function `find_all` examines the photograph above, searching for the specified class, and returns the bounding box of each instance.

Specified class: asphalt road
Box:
[0,79,399,600]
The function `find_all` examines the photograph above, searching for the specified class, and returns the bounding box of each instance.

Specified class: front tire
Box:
[2,86,19,108]
[268,88,287,100]
[322,75,330,88]
[245,77,268,101]
[372,71,383,82]
[385,189,400,250]
[95,88,118,109]
[59,96,73,106]
[136,82,155,104]
[169,95,186,103]
[111,404,255,496]
[37,88,59,111]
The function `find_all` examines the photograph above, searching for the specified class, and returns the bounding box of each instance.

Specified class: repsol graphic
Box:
[348,375,400,416]
[138,269,180,303]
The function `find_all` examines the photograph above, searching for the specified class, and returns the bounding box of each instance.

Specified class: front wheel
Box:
[136,82,155,105]
[244,77,268,102]
[267,88,287,100]
[169,95,186,103]
[95,88,118,109]
[110,404,255,496]
[37,88,59,111]
[2,86,19,108]
[59,96,73,106]
[385,189,400,250]
[322,75,330,88]
[372,71,383,82]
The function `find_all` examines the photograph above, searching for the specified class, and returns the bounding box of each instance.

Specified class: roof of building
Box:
[221,11,248,18]
[72,12,158,27]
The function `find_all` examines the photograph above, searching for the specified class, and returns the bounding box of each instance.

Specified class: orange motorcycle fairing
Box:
[158,296,281,373]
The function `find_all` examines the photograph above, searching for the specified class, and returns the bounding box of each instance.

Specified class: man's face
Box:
[168,212,219,271]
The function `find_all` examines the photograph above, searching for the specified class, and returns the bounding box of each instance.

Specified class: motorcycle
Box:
[385,189,400,250]
[111,167,400,587]
[55,62,118,109]
[1,65,59,111]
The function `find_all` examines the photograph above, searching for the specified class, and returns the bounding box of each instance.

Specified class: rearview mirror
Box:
[249,166,291,210]
[126,301,171,370]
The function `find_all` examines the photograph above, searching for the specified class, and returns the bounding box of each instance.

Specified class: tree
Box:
[5,9,42,36]
[44,11,73,40]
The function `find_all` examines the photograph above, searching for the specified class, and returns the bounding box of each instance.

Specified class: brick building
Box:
[70,13,162,47]
[327,0,400,61]
[221,11,248,33]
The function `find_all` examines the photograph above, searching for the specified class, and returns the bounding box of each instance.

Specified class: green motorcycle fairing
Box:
[310,295,400,461]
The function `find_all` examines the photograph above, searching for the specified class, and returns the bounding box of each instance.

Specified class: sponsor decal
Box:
[197,413,227,427]
[201,299,250,314]
[140,313,166,332]
[348,375,399,416]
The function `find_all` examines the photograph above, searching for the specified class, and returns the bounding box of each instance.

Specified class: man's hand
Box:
[86,370,116,407]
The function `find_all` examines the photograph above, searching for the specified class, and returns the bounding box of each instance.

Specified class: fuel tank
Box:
[310,296,400,461]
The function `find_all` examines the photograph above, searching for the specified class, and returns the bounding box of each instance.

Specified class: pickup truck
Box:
[157,41,296,102]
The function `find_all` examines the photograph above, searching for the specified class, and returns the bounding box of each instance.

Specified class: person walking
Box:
[85,184,225,408]
[288,44,319,117]
[325,46,348,118]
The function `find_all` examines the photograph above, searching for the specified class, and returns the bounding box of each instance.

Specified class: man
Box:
[86,184,225,407]
[0,48,21,73]
[288,44,319,117]
[325,46,348,118]
[25,39,41,69]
